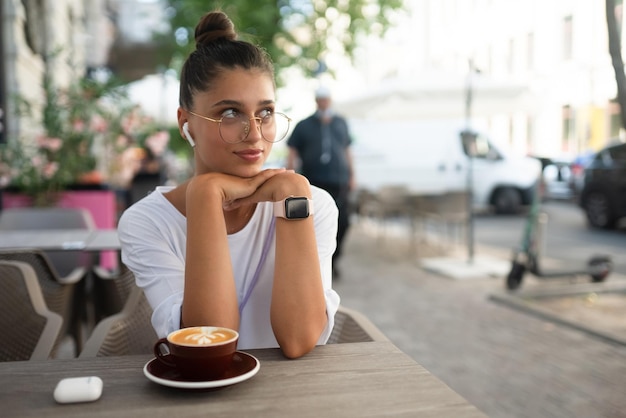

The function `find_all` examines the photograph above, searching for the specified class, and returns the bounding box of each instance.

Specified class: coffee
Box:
[168,327,237,346]
[154,326,239,380]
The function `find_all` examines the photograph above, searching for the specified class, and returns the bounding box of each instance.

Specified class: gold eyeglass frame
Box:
[186,109,292,144]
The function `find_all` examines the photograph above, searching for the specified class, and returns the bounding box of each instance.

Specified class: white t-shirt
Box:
[118,185,341,349]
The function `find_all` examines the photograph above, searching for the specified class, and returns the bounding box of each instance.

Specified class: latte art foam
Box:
[184,330,230,345]
[169,326,237,346]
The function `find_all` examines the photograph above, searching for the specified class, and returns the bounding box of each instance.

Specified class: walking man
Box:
[287,86,355,278]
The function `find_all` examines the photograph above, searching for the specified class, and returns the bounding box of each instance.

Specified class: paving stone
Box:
[334,222,626,418]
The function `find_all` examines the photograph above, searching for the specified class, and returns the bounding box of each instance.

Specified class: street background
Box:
[334,200,626,418]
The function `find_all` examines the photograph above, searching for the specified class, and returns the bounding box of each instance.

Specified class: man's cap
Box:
[315,86,332,99]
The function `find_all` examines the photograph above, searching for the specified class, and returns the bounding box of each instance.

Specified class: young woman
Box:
[118,11,340,358]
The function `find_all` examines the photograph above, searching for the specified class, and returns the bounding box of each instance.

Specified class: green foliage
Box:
[165,124,193,159]
[162,0,406,84]
[0,76,105,204]
[0,76,168,206]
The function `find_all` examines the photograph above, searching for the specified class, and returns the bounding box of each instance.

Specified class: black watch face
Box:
[286,197,310,219]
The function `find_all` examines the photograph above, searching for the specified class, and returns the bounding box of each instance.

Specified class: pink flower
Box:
[42,162,59,179]
[30,155,43,169]
[91,115,109,133]
[121,108,142,135]
[72,119,86,131]
[37,136,63,152]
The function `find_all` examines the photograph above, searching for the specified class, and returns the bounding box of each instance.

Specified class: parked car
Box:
[350,119,541,214]
[532,156,574,201]
[579,142,626,229]
[569,150,595,200]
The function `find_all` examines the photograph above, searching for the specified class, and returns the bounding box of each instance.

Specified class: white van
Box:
[349,118,542,214]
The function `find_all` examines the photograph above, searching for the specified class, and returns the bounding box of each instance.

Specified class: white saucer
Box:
[143,351,260,390]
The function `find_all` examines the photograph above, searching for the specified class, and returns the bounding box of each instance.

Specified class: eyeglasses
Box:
[186,109,292,144]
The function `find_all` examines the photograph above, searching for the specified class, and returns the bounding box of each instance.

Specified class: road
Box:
[473,200,626,276]
[334,202,626,417]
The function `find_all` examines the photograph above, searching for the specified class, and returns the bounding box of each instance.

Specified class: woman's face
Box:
[184,68,276,178]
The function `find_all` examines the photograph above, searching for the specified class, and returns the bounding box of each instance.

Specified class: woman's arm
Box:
[224,171,331,358]
[182,175,239,330]
[264,173,329,358]
[182,169,288,331]
[272,211,329,358]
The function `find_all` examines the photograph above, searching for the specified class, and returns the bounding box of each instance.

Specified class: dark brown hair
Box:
[179,11,275,110]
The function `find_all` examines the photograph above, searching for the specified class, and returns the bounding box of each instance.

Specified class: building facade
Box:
[1,0,114,142]
[335,0,626,159]
[0,0,167,144]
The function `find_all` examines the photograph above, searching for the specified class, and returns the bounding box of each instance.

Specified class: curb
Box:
[489,279,626,346]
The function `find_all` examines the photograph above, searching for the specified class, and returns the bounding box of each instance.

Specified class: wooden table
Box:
[83,229,120,252]
[0,229,120,251]
[0,341,486,417]
[0,228,120,270]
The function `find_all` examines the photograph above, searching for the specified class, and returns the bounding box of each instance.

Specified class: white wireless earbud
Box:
[182,122,196,147]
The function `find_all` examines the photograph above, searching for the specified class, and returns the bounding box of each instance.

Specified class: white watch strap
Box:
[273,197,314,218]
[273,199,287,218]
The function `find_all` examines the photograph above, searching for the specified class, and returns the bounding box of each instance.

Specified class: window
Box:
[610,143,626,163]
[563,15,573,60]
[562,105,574,149]
[527,32,534,71]
[22,0,46,55]
[508,38,515,72]
[526,115,534,152]
[474,134,501,160]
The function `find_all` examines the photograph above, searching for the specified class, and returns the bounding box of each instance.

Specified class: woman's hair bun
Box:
[195,11,237,46]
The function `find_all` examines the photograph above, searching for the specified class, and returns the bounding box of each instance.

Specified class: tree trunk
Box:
[606,0,626,130]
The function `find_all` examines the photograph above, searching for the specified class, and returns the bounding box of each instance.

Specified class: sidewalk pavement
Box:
[333,221,626,418]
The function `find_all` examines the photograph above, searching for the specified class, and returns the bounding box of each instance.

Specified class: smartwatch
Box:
[273,197,314,219]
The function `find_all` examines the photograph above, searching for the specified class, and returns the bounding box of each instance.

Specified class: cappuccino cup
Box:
[154,326,239,380]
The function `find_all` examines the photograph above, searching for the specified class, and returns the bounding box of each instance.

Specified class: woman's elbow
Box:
[274,312,328,358]
[279,335,319,359]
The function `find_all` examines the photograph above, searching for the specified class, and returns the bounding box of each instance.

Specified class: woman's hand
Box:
[186,168,287,208]
[223,170,311,210]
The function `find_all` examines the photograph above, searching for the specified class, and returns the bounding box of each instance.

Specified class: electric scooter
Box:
[506,180,613,290]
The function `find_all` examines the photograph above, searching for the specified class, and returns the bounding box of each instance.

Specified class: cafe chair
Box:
[328,306,389,344]
[80,278,157,358]
[0,249,81,355]
[357,186,421,259]
[91,265,137,322]
[0,260,63,361]
[129,171,163,205]
[408,191,469,257]
[80,280,388,356]
[369,185,413,237]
